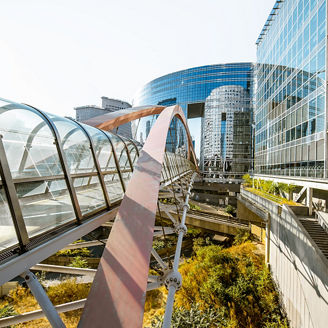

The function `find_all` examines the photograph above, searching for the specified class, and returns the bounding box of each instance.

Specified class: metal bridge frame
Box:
[0,102,197,327]
[79,105,197,327]
[0,100,143,256]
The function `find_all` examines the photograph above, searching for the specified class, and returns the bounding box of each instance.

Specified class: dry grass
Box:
[0,278,90,328]
[143,286,167,328]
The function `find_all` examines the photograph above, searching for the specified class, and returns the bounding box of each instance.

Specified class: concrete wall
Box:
[240,189,328,328]
[191,192,236,206]
[184,215,245,235]
[191,182,239,206]
[193,182,240,193]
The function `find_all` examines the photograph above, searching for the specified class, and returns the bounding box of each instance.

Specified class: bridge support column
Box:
[307,187,313,216]
[21,270,65,328]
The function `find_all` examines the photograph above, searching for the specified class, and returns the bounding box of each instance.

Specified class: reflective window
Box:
[16,178,75,238]
[0,180,18,250]
[255,0,326,177]
[0,105,63,179]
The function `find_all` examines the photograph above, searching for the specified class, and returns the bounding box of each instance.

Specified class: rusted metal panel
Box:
[79,105,194,328]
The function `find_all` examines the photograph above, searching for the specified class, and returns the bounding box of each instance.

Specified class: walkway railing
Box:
[0,99,198,328]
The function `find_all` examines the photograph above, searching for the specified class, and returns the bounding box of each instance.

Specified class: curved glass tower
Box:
[134,63,255,179]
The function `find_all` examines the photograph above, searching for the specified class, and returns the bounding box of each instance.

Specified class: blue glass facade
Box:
[134,64,254,113]
[255,0,327,178]
[133,63,254,177]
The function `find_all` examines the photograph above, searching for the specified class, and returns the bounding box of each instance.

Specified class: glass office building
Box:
[133,63,255,178]
[255,0,327,178]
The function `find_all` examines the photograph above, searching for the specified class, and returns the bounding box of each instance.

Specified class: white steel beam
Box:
[0,298,86,328]
[21,270,65,328]
[31,264,96,277]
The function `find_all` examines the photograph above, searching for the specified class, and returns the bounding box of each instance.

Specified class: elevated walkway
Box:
[238,188,328,328]
[0,99,198,328]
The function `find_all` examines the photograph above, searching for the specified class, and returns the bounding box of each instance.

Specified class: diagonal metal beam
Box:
[79,105,196,328]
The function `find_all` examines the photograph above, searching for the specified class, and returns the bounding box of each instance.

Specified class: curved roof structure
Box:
[0,99,198,328]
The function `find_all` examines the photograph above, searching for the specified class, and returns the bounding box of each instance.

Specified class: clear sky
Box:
[1,0,274,119]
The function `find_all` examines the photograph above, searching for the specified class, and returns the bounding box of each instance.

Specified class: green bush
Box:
[0,304,17,318]
[174,243,289,328]
[151,303,228,327]
[69,256,89,268]
[189,202,201,211]
[225,205,235,215]
[233,229,253,245]
[56,239,91,257]
[242,174,253,187]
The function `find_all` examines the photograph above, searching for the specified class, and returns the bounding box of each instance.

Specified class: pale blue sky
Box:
[1,0,274,115]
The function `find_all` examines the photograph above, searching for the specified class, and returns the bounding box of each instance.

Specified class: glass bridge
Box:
[0,98,195,263]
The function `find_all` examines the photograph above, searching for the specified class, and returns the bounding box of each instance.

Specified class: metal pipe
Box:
[0,298,86,328]
[162,285,176,328]
[162,172,197,328]
[172,172,197,271]
[31,264,96,277]
[151,248,168,270]
[148,275,159,283]
[146,281,162,291]
[21,270,65,328]
[61,239,107,250]
[161,209,178,226]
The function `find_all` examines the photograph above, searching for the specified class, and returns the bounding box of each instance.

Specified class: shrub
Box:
[0,304,17,318]
[225,205,235,215]
[69,256,89,268]
[151,303,228,327]
[153,238,174,251]
[56,240,91,257]
[242,174,253,187]
[233,229,253,245]
[189,202,201,211]
[47,279,90,305]
[173,243,289,328]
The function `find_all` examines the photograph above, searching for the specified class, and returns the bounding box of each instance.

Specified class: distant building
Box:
[75,97,132,138]
[134,63,254,180]
[202,85,252,178]
[255,0,326,179]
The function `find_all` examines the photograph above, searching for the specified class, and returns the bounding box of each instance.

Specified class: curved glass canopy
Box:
[0,98,195,255]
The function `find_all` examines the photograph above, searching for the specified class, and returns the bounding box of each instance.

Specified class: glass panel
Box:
[0,182,19,250]
[81,124,115,171]
[125,140,138,165]
[0,104,63,179]
[103,173,124,203]
[73,176,106,215]
[16,179,75,238]
[109,134,131,171]
[48,115,95,174]
[122,171,132,188]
